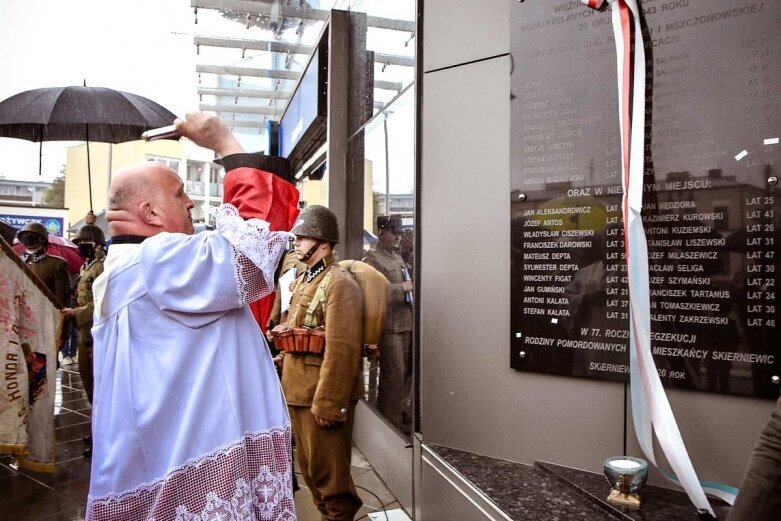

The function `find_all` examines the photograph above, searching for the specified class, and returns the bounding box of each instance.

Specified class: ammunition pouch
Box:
[272,325,325,354]
[270,325,295,352]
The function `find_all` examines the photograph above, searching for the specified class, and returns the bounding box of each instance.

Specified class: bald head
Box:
[109,163,164,212]
[107,162,195,237]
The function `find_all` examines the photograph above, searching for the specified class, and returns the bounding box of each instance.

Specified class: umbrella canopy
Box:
[0,85,178,210]
[0,86,177,142]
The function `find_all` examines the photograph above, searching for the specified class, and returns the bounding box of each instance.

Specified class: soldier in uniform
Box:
[364,215,413,432]
[61,224,106,457]
[277,205,364,520]
[16,222,70,308]
[61,227,105,399]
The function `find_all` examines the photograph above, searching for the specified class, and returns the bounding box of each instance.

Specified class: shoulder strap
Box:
[305,270,333,327]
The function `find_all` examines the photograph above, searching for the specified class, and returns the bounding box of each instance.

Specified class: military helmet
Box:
[74,224,105,245]
[377,215,402,234]
[290,205,340,243]
[17,221,49,242]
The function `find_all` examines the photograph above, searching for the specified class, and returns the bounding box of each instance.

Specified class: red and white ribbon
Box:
[580,0,727,513]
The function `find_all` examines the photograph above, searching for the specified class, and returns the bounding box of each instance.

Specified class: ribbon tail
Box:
[615,0,716,515]
[659,470,739,506]
[612,0,655,469]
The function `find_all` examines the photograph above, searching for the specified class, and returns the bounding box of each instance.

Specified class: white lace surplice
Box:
[87,204,295,521]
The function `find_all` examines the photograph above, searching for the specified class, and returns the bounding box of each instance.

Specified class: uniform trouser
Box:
[77,342,93,404]
[727,397,781,521]
[376,331,412,430]
[289,403,362,521]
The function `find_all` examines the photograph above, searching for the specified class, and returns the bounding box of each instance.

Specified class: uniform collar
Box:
[22,250,47,264]
[83,256,100,270]
[374,244,398,259]
[110,234,149,245]
[82,246,106,270]
[304,254,334,283]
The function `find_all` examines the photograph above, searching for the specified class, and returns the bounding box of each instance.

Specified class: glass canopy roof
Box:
[189,0,416,137]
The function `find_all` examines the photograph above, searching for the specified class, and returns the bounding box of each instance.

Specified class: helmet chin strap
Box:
[300,241,321,262]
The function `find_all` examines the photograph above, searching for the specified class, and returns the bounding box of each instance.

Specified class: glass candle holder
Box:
[603,456,648,508]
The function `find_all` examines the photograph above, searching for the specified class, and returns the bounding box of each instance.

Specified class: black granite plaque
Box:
[510,0,780,397]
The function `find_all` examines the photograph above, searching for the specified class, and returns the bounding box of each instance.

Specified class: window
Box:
[146,155,180,173]
[186,160,208,196]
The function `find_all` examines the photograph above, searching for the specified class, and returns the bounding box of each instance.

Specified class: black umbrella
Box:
[0,85,178,209]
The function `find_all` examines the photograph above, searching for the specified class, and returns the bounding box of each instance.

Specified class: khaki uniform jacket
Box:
[364,247,412,333]
[281,255,363,423]
[71,248,105,345]
[24,252,70,308]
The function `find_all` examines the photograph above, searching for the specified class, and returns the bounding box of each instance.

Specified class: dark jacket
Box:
[23,252,70,308]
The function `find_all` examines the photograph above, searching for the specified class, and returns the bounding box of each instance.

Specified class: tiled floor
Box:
[295,448,405,521]
[0,364,91,521]
[0,363,404,521]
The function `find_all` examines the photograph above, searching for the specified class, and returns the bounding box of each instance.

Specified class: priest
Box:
[85,112,298,521]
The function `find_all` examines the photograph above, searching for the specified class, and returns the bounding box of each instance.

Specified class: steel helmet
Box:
[290,205,340,243]
[377,215,403,234]
[74,224,105,245]
[17,222,49,243]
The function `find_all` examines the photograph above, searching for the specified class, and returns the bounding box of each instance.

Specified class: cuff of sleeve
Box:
[311,400,349,423]
[218,153,291,181]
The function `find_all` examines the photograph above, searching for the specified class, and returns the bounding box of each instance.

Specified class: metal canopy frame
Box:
[190,0,414,134]
[190,0,415,32]
[194,35,415,67]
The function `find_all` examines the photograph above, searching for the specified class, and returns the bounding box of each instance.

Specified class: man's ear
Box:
[138,200,163,227]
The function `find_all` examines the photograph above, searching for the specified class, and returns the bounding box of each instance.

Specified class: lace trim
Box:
[172,473,296,521]
[212,203,292,305]
[87,427,294,521]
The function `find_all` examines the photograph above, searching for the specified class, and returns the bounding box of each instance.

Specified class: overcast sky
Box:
[0,0,195,182]
[0,0,416,194]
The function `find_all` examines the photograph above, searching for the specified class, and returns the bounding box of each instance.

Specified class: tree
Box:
[43,173,65,207]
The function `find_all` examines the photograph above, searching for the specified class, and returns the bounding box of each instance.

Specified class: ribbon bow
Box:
[580,0,606,8]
